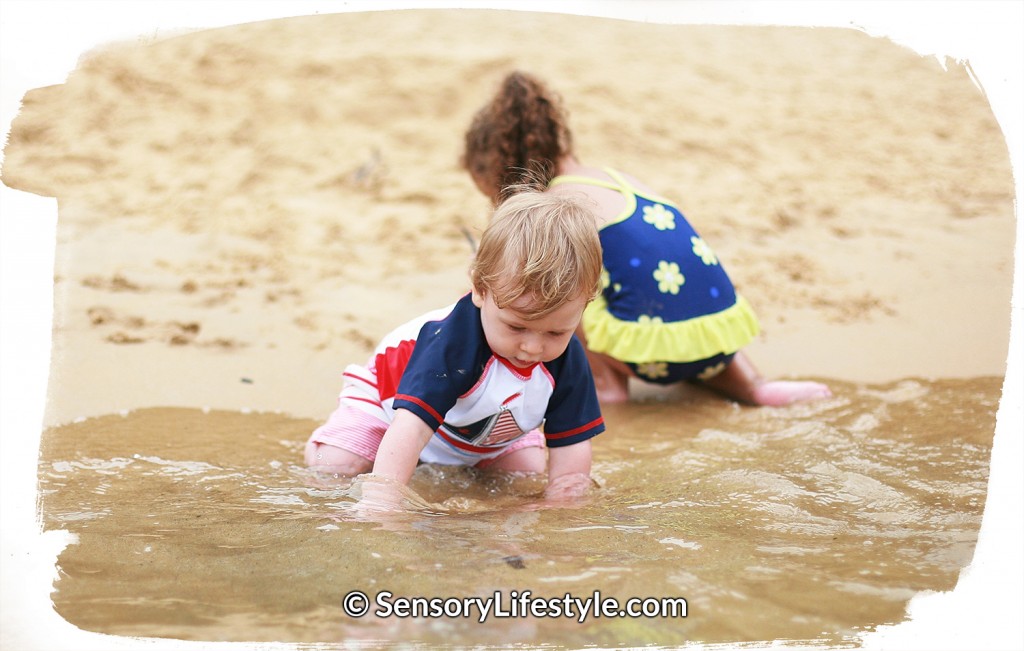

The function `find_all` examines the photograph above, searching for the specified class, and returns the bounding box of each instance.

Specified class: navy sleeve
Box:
[391,295,489,431]
[541,336,605,447]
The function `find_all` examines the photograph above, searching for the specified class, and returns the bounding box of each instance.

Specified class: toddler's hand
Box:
[543,472,596,502]
[348,474,412,518]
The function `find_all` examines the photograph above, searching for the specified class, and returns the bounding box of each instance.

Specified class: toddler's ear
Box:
[471,287,487,309]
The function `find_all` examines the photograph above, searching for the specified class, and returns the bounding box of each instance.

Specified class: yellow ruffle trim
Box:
[582,294,761,364]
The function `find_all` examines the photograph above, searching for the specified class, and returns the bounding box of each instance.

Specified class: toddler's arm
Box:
[371,408,434,485]
[544,440,594,500]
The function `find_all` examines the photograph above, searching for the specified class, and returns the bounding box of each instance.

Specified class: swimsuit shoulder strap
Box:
[549,167,637,196]
[601,168,638,193]
[550,168,639,228]
[548,174,621,192]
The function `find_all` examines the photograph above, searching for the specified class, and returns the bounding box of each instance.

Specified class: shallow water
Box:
[38,377,999,648]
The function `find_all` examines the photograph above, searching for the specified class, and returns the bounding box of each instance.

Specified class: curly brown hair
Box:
[462,71,574,203]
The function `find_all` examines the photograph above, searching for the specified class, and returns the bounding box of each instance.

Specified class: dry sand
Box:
[1,9,1016,427]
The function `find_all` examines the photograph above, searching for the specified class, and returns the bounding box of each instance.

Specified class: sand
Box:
[1,5,1021,650]
[1,9,1016,427]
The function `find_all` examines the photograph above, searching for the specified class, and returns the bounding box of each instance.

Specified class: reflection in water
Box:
[37,378,999,647]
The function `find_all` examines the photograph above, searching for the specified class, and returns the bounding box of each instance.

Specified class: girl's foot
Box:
[750,380,832,406]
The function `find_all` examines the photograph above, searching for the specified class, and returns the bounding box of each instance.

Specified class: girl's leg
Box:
[701,351,832,406]
[575,324,632,403]
[584,349,633,404]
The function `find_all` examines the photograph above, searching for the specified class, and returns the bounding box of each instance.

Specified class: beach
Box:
[1,10,1016,425]
[1,5,1020,650]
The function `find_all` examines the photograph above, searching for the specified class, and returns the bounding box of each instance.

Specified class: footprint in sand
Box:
[86,306,207,346]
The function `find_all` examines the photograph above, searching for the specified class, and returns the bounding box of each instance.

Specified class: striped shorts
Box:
[305,364,544,468]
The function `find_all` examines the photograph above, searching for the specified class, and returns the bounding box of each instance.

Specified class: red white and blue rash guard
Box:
[370,293,604,461]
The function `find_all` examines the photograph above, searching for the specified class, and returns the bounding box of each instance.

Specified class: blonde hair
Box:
[470,190,602,319]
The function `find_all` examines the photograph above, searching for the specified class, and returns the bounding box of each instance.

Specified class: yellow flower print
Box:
[642,204,676,231]
[636,314,664,327]
[600,268,611,290]
[636,362,669,380]
[653,260,685,294]
[691,236,719,266]
[697,362,727,380]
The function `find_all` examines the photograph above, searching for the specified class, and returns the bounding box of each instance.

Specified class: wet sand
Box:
[1,4,1021,651]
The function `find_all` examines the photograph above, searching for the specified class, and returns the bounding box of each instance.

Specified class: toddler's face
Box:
[472,288,586,368]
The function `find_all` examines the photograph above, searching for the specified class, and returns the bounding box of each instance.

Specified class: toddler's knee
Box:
[305,441,373,476]
[482,445,546,474]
